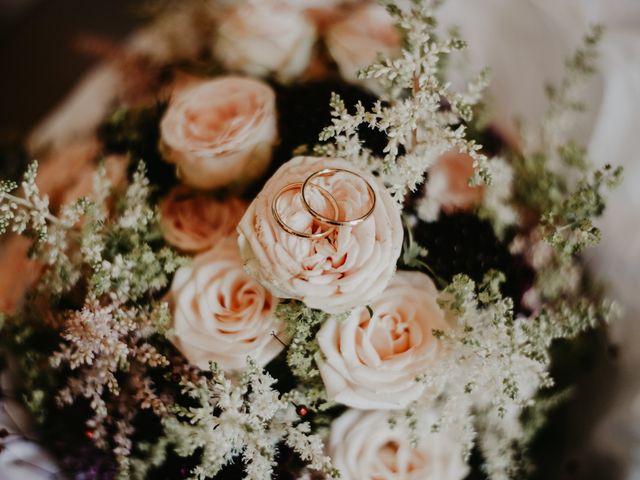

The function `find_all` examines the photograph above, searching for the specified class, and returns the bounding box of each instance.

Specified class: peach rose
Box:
[426,150,484,213]
[160,76,278,190]
[329,410,468,480]
[316,271,448,409]
[238,156,403,314]
[169,237,284,370]
[213,3,316,82]
[35,138,99,208]
[325,4,401,86]
[34,138,128,209]
[59,154,128,206]
[0,235,42,314]
[298,0,358,32]
[0,142,127,314]
[159,187,247,253]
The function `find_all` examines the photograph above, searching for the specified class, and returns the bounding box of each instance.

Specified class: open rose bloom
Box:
[317,271,449,409]
[169,237,284,371]
[0,1,620,479]
[238,156,403,313]
[329,410,469,480]
[160,76,278,190]
[213,2,317,82]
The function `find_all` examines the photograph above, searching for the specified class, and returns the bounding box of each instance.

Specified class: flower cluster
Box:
[161,361,339,480]
[0,1,622,479]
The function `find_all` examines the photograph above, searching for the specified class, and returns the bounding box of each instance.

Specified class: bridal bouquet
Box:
[0,1,622,479]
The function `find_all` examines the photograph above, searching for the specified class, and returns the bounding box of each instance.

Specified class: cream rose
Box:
[329,409,469,480]
[325,4,401,86]
[169,237,284,370]
[316,271,448,409]
[159,187,247,253]
[238,156,403,314]
[213,3,316,82]
[160,76,278,190]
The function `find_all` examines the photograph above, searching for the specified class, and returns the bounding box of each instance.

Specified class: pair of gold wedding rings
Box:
[271,168,377,240]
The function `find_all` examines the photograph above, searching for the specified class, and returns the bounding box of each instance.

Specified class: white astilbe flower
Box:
[394,271,619,479]
[164,360,338,480]
[84,161,185,303]
[53,303,132,373]
[284,422,335,475]
[117,162,154,230]
[319,1,491,202]
[478,157,519,236]
[51,301,171,449]
[524,26,603,164]
[0,159,185,473]
[0,161,91,294]
[511,25,623,256]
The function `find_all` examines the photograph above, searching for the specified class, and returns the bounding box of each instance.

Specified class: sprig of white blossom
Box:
[398,270,618,478]
[528,25,604,160]
[513,25,622,255]
[1,159,184,473]
[318,0,491,201]
[540,163,623,256]
[0,161,90,293]
[163,360,338,480]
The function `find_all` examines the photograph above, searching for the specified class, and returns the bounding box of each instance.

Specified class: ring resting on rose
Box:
[271,167,377,240]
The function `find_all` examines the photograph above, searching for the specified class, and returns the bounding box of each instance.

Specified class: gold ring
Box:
[271,182,339,239]
[301,168,376,227]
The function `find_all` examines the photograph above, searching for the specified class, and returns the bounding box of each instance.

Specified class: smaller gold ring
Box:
[301,168,376,227]
[271,182,339,240]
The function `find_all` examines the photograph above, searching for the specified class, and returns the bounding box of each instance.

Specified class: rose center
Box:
[371,440,428,479]
[360,311,412,360]
[213,275,270,325]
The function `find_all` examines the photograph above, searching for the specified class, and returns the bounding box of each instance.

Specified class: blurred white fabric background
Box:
[439,1,640,478]
[1,1,639,479]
